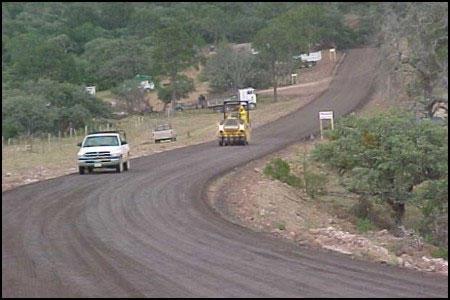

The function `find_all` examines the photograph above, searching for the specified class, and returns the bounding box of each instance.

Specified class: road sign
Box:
[319,111,334,139]
[319,111,333,120]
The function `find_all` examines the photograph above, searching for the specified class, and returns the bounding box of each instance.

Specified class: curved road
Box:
[2,48,448,297]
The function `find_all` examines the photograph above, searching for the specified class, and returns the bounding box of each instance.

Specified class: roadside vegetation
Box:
[263,111,448,257]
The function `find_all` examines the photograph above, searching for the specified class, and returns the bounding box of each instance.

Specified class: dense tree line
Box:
[2,2,309,137]
[2,2,447,138]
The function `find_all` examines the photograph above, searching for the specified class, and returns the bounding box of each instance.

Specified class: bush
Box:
[264,158,303,188]
[431,247,448,260]
[312,110,448,240]
[356,218,375,233]
[304,170,328,198]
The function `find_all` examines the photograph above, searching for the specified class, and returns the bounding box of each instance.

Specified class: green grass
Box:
[276,222,286,231]
[263,158,304,188]
[356,218,375,233]
[431,247,448,260]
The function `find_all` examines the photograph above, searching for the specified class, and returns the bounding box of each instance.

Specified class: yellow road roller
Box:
[218,100,251,146]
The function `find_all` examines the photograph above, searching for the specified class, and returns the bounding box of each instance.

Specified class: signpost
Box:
[319,111,334,140]
[329,48,336,61]
[291,73,298,85]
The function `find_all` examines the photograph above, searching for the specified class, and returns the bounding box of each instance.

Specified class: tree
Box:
[253,18,304,102]
[98,2,134,30]
[82,37,154,90]
[157,75,195,112]
[18,79,110,133]
[312,111,448,231]
[152,21,201,113]
[2,94,58,137]
[111,79,149,113]
[202,44,263,93]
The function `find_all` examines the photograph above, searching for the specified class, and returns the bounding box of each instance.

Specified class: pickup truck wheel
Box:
[79,166,85,175]
[116,161,124,173]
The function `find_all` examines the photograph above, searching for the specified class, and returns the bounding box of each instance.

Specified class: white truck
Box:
[152,124,177,143]
[293,50,322,68]
[77,130,130,174]
[208,87,257,111]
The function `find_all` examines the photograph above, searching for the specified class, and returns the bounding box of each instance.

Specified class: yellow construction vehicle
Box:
[218,100,251,146]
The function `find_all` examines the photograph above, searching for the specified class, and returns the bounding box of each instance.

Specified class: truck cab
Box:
[238,88,257,110]
[77,131,130,174]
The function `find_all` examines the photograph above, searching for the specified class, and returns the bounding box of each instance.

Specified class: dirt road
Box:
[2,48,448,297]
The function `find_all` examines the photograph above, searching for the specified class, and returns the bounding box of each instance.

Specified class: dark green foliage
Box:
[3,79,110,137]
[312,111,448,246]
[2,2,390,135]
[264,158,303,188]
[202,44,269,93]
[356,218,375,233]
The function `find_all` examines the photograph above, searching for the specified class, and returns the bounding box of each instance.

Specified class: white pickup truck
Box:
[152,124,177,143]
[77,131,130,174]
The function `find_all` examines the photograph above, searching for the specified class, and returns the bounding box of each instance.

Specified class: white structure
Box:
[239,87,257,109]
[319,110,334,140]
[291,73,298,84]
[299,50,322,62]
[85,86,96,96]
[140,80,155,91]
[329,48,337,61]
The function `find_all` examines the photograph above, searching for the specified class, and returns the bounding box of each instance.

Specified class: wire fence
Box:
[1,108,218,158]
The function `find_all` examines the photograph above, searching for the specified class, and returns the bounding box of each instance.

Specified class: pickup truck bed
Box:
[153,124,177,143]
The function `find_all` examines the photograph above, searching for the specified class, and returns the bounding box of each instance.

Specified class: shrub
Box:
[356,218,375,233]
[431,247,448,260]
[312,110,448,239]
[264,158,303,188]
[304,170,328,198]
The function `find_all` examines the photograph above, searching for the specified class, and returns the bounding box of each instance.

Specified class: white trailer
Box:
[293,50,322,68]
[208,87,257,111]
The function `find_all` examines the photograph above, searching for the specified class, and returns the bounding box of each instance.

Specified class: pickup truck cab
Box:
[153,124,177,143]
[77,131,130,174]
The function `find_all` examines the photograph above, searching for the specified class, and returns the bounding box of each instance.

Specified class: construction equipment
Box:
[218,100,251,146]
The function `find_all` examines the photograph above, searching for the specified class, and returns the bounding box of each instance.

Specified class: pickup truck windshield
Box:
[83,136,119,147]
[156,124,170,131]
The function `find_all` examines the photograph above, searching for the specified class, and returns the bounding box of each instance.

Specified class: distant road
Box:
[3,48,448,297]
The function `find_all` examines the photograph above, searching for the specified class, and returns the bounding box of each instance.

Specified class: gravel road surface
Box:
[2,48,448,297]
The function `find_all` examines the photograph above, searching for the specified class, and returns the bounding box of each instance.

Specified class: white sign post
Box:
[291,73,298,85]
[319,111,334,140]
[329,48,336,61]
